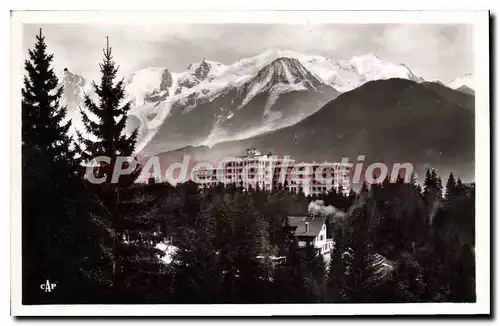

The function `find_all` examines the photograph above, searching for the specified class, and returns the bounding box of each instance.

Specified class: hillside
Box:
[153,78,475,181]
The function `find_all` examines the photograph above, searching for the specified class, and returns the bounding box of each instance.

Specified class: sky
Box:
[22,23,474,83]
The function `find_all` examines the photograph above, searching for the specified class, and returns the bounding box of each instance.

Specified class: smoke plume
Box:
[308,200,348,219]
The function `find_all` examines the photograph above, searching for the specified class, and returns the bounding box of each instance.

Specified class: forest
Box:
[21,30,475,305]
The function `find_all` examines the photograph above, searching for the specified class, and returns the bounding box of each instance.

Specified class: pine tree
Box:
[171,183,220,303]
[232,192,274,302]
[326,225,348,302]
[22,28,76,166]
[76,37,139,183]
[116,183,170,302]
[76,37,164,301]
[455,178,467,197]
[22,29,111,304]
[409,172,423,197]
[343,200,374,302]
[423,169,441,209]
[427,170,441,196]
[424,169,434,192]
[445,173,457,200]
[302,242,326,302]
[437,176,443,199]
[272,237,309,302]
[409,172,418,187]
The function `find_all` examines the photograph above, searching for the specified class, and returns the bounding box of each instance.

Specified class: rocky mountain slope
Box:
[60,50,424,155]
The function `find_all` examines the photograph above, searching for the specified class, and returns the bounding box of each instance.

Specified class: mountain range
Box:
[60,50,475,180]
[153,78,475,182]
[61,50,430,153]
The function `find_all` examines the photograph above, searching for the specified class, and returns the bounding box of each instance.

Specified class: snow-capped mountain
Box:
[447,73,474,93]
[60,49,424,155]
[131,54,339,156]
[126,50,425,155]
[59,69,94,135]
[126,67,173,105]
[60,68,92,111]
[300,52,423,91]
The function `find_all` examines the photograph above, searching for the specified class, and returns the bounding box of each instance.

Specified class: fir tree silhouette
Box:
[76,37,167,302]
[22,28,76,166]
[22,29,111,304]
[445,172,457,200]
[77,36,139,182]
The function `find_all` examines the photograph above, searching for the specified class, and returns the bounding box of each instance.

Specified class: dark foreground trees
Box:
[76,38,166,303]
[166,173,475,304]
[22,29,111,304]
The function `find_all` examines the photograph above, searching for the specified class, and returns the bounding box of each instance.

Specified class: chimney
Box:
[305,221,310,234]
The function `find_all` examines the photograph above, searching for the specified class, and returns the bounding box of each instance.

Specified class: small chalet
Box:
[287,215,334,256]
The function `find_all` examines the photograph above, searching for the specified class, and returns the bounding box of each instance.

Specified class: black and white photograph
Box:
[10,10,490,316]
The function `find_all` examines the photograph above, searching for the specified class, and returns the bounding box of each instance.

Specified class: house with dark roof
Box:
[287,215,334,256]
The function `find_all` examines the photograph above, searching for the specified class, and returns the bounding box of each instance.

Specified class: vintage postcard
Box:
[10,10,490,316]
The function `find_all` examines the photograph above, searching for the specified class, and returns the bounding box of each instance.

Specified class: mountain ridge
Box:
[61,50,427,155]
[447,73,474,94]
[151,78,474,182]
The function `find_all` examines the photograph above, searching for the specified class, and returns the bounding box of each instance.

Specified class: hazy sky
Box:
[22,23,473,83]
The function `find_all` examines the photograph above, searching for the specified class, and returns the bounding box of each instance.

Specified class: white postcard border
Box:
[10,10,490,316]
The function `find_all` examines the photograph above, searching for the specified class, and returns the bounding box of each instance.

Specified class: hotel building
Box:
[192,149,350,196]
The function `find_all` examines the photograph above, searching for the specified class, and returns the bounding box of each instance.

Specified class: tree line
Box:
[21,30,475,304]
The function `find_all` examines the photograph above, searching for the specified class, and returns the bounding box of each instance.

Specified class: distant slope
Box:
[422,81,475,111]
[154,79,474,180]
[447,73,475,95]
[457,85,475,96]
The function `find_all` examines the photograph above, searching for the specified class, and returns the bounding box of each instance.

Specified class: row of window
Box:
[197,175,350,183]
[198,173,265,181]
[311,186,329,193]
[197,170,349,178]
[199,180,349,189]
[198,180,272,186]
[225,160,272,167]
[224,169,269,174]
[273,173,350,179]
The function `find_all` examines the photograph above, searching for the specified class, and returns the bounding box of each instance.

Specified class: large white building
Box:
[274,161,351,196]
[193,149,287,191]
[192,149,350,196]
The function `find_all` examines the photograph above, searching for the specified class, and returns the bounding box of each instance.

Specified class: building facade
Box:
[192,149,351,195]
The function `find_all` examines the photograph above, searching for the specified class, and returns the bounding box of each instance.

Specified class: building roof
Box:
[287,215,327,237]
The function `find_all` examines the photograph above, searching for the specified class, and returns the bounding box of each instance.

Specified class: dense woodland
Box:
[22,30,475,304]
